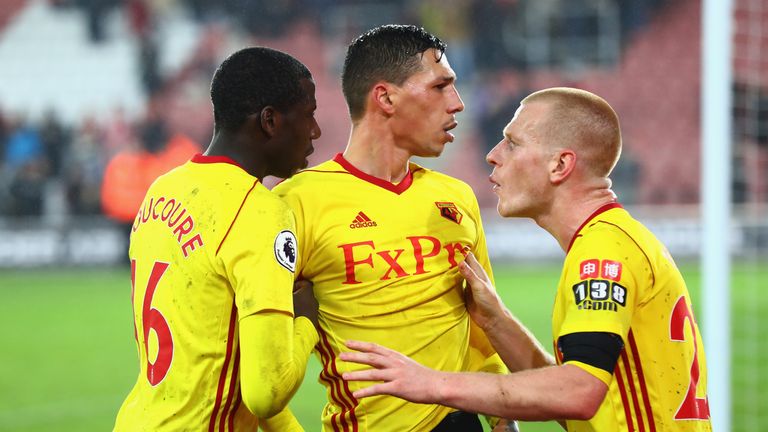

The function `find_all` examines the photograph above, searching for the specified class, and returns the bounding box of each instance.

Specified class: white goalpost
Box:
[701,0,732,430]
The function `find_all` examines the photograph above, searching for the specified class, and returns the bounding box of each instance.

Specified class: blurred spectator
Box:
[64,117,105,215]
[159,132,200,170]
[126,0,152,38]
[9,160,47,216]
[100,138,155,254]
[39,109,70,178]
[77,0,119,43]
[4,114,43,171]
[138,101,169,153]
[228,0,300,37]
[139,34,163,96]
[618,0,668,44]
[476,71,531,154]
[471,0,521,72]
[611,148,641,205]
[415,0,474,79]
[103,106,136,156]
[0,108,7,166]
[101,131,198,253]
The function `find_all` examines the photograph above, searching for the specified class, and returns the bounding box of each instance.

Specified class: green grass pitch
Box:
[0,261,764,431]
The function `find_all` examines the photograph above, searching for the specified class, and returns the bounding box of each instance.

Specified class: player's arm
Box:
[461,253,554,371]
[254,273,318,431]
[340,339,613,421]
[225,196,319,419]
[239,309,317,418]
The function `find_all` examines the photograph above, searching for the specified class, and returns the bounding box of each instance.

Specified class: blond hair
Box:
[523,87,622,177]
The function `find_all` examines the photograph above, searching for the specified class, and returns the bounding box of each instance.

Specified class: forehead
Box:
[504,102,546,140]
[299,78,316,100]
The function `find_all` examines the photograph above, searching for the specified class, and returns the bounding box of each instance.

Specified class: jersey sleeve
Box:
[217,191,297,319]
[273,181,312,278]
[556,224,651,344]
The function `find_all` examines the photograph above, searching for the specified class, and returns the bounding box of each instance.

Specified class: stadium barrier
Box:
[1,207,764,268]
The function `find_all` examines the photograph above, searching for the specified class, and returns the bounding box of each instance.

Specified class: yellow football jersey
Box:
[552,203,711,432]
[114,154,298,431]
[274,153,497,432]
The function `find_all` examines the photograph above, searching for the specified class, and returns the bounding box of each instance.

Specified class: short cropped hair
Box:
[210,47,312,131]
[342,24,447,121]
[524,87,622,177]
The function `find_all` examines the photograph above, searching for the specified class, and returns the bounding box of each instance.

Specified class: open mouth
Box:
[444,122,458,142]
[489,176,500,191]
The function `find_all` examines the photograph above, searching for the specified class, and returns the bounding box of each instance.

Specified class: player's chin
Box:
[420,142,447,158]
[496,200,516,218]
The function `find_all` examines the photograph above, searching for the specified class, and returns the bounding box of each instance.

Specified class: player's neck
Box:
[537,188,618,252]
[205,131,266,179]
[343,122,410,183]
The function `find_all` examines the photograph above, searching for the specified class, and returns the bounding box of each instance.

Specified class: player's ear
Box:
[550,149,576,184]
[372,82,395,115]
[259,106,278,138]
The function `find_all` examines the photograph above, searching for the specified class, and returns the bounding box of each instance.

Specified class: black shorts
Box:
[430,411,483,432]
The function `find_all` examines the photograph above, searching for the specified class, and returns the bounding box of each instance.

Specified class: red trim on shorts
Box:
[318,330,359,432]
[621,349,646,432]
[318,337,351,432]
[209,302,238,432]
[566,202,622,252]
[323,333,359,432]
[220,347,241,431]
[216,181,259,256]
[628,331,656,432]
[316,337,343,432]
[614,358,635,432]
[228,392,241,431]
[191,153,246,171]
[333,153,413,195]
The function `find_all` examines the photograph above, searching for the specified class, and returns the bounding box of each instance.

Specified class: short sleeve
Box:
[273,182,312,278]
[555,224,651,343]
[567,360,613,386]
[217,191,297,319]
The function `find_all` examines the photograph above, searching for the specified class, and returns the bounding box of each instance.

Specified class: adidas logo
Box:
[349,211,377,229]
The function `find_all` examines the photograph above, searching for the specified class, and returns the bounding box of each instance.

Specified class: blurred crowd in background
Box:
[0,0,766,226]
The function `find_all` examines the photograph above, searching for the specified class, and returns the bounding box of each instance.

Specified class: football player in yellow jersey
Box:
[113,47,322,431]
[341,87,712,431]
[270,25,515,432]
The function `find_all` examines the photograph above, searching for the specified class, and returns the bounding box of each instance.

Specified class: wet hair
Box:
[210,47,311,131]
[524,87,622,177]
[342,24,447,121]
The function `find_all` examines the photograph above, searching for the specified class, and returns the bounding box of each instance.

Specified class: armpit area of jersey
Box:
[558,331,624,373]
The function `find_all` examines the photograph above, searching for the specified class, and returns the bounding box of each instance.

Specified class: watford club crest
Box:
[435,202,463,224]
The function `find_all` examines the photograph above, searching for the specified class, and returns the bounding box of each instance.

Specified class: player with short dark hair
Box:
[113,46,322,431]
[341,25,447,121]
[341,87,712,431]
[270,25,514,432]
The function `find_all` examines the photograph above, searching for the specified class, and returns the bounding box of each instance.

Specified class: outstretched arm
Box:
[340,340,606,421]
[460,253,554,372]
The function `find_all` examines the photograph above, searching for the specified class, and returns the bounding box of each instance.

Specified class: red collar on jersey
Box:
[190,153,247,172]
[333,153,414,195]
[566,201,623,252]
